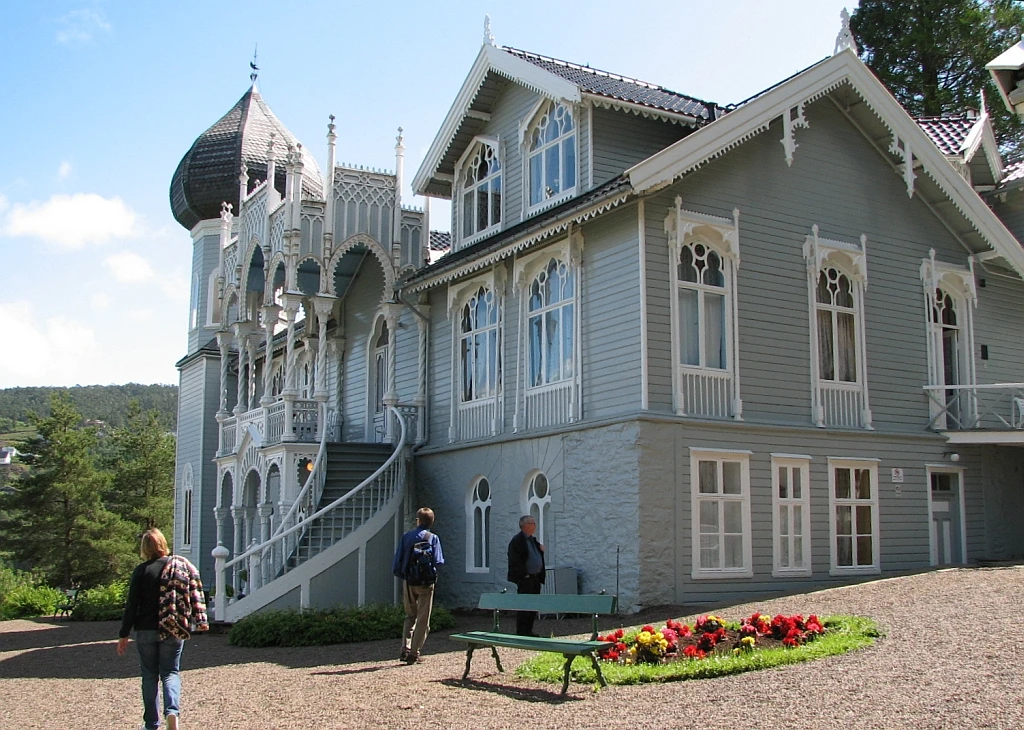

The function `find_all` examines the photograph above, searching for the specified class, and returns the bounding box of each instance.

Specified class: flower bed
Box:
[516,613,880,686]
[597,612,826,664]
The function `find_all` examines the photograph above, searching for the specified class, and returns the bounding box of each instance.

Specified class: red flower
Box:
[641,625,655,634]
[683,645,707,659]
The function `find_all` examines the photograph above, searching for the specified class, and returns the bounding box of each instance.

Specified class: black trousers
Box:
[515,574,543,635]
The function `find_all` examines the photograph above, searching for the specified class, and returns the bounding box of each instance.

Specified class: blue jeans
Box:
[135,630,184,730]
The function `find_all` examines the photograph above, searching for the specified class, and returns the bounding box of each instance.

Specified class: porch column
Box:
[213,506,228,549]
[233,322,255,413]
[260,304,282,406]
[230,506,245,595]
[382,302,401,443]
[216,330,233,416]
[280,294,301,441]
[313,295,336,435]
[233,339,247,415]
[257,504,274,587]
[246,337,258,411]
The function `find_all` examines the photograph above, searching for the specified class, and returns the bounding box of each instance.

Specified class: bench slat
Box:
[449,630,613,654]
[477,592,616,615]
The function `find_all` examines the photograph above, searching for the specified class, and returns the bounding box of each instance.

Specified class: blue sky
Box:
[0,0,857,388]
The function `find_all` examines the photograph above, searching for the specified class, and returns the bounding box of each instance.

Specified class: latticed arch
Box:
[328,233,397,303]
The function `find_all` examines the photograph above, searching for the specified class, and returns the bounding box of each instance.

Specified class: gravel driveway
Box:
[2,565,1022,729]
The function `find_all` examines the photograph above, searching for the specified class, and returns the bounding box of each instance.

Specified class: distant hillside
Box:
[0,384,178,432]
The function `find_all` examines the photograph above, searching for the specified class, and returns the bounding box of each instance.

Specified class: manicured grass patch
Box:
[516,615,880,686]
[227,603,457,647]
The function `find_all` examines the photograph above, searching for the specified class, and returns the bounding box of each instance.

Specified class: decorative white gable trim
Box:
[447,266,506,316]
[888,133,917,197]
[413,44,580,196]
[584,94,702,127]
[803,226,868,284]
[781,103,810,167]
[919,249,978,305]
[627,49,1024,280]
[833,8,858,56]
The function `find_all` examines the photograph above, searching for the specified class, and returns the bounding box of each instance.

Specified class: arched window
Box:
[182,464,194,548]
[816,267,857,383]
[460,287,500,402]
[524,472,551,545]
[528,258,575,387]
[467,477,492,571]
[459,140,501,242]
[527,102,576,208]
[677,241,727,369]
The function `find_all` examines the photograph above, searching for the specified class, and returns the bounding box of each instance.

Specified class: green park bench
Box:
[54,588,79,618]
[449,592,617,696]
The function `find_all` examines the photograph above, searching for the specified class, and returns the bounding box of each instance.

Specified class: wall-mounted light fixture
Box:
[944,452,961,462]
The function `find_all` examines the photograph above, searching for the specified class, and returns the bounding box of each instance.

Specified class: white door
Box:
[929,470,962,566]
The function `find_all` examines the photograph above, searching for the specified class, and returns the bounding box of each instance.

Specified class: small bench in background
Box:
[54,589,79,618]
[449,592,617,695]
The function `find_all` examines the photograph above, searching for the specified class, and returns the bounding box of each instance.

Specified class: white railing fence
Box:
[679,369,732,418]
[456,398,497,441]
[524,381,573,430]
[820,382,863,428]
[212,407,407,621]
[924,383,1024,430]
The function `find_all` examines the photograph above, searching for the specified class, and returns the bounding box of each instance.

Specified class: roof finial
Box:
[249,44,259,85]
[980,87,988,116]
[834,8,858,55]
[396,126,404,148]
[483,15,494,46]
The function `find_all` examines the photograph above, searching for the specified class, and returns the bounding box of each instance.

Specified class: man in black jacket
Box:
[507,515,545,636]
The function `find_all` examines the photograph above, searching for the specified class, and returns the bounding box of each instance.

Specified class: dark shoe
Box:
[399,649,409,662]
[404,653,422,664]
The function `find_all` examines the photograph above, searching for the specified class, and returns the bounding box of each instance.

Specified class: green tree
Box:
[103,401,175,533]
[852,0,1024,150]
[0,393,135,587]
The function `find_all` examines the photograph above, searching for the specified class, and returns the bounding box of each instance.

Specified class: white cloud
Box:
[55,9,112,45]
[91,292,112,311]
[0,302,102,386]
[104,251,154,283]
[2,193,139,249]
[126,308,155,323]
[58,161,72,179]
[0,194,8,213]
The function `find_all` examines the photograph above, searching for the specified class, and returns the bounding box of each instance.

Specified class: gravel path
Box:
[2,566,1023,729]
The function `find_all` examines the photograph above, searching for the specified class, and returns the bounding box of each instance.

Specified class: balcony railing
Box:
[679,368,733,419]
[219,398,323,454]
[924,383,1024,431]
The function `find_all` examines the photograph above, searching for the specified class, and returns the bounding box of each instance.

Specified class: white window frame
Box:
[690,448,753,579]
[466,475,492,573]
[447,269,505,441]
[666,201,742,420]
[770,454,812,576]
[512,236,582,431]
[181,462,194,549]
[827,457,880,576]
[522,99,579,214]
[522,470,552,548]
[804,227,872,429]
[920,251,978,429]
[455,136,503,249]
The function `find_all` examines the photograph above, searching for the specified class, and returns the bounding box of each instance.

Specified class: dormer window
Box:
[527,101,577,208]
[458,139,502,243]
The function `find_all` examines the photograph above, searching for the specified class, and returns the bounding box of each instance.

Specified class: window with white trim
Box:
[921,254,977,430]
[448,271,504,442]
[771,456,811,576]
[458,139,501,245]
[467,476,491,572]
[524,471,551,546]
[460,287,500,402]
[527,101,577,209]
[667,203,742,419]
[690,449,752,578]
[828,459,879,574]
[528,258,575,387]
[804,229,871,429]
[182,463,194,548]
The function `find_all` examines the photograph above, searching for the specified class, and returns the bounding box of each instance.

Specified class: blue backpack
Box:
[405,532,437,586]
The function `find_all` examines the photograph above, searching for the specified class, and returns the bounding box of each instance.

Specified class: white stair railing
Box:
[212,407,407,621]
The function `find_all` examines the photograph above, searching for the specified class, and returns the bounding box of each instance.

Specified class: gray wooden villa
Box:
[169,18,1024,620]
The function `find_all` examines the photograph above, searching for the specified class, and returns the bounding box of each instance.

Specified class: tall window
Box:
[805,230,871,429]
[524,471,551,545]
[528,258,575,387]
[771,456,811,576]
[816,267,857,383]
[690,450,752,578]
[460,286,500,402]
[828,459,879,574]
[182,464,194,548]
[921,256,976,431]
[528,101,577,208]
[459,141,501,242]
[678,241,727,369]
[467,477,492,572]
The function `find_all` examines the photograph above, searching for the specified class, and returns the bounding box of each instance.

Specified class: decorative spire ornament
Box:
[249,44,259,84]
[483,15,494,46]
[834,8,858,56]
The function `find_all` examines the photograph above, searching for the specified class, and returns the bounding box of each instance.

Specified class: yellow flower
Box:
[741,636,756,647]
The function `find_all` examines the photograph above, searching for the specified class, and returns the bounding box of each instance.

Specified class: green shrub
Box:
[71,581,129,622]
[228,603,457,647]
[0,561,64,619]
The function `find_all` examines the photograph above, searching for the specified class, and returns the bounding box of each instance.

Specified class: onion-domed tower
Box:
[170,83,323,231]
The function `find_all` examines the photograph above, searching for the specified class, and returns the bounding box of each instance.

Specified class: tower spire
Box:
[249,44,259,85]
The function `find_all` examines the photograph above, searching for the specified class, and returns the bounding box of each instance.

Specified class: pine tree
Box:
[103,401,175,533]
[0,393,135,587]
[852,0,1024,150]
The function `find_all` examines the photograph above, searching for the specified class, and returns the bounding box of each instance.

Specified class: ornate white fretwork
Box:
[834,8,858,56]
[888,133,916,197]
[483,15,494,46]
[781,103,810,167]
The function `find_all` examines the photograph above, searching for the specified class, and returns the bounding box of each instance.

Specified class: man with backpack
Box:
[392,507,444,664]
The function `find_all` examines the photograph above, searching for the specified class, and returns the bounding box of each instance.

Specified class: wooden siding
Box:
[590,105,688,187]
[641,98,1021,432]
[187,230,221,355]
[973,271,1024,384]
[340,260,386,441]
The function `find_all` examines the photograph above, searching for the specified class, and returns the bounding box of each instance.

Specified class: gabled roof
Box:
[627,48,1024,279]
[916,116,977,156]
[915,113,1003,187]
[412,43,718,199]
